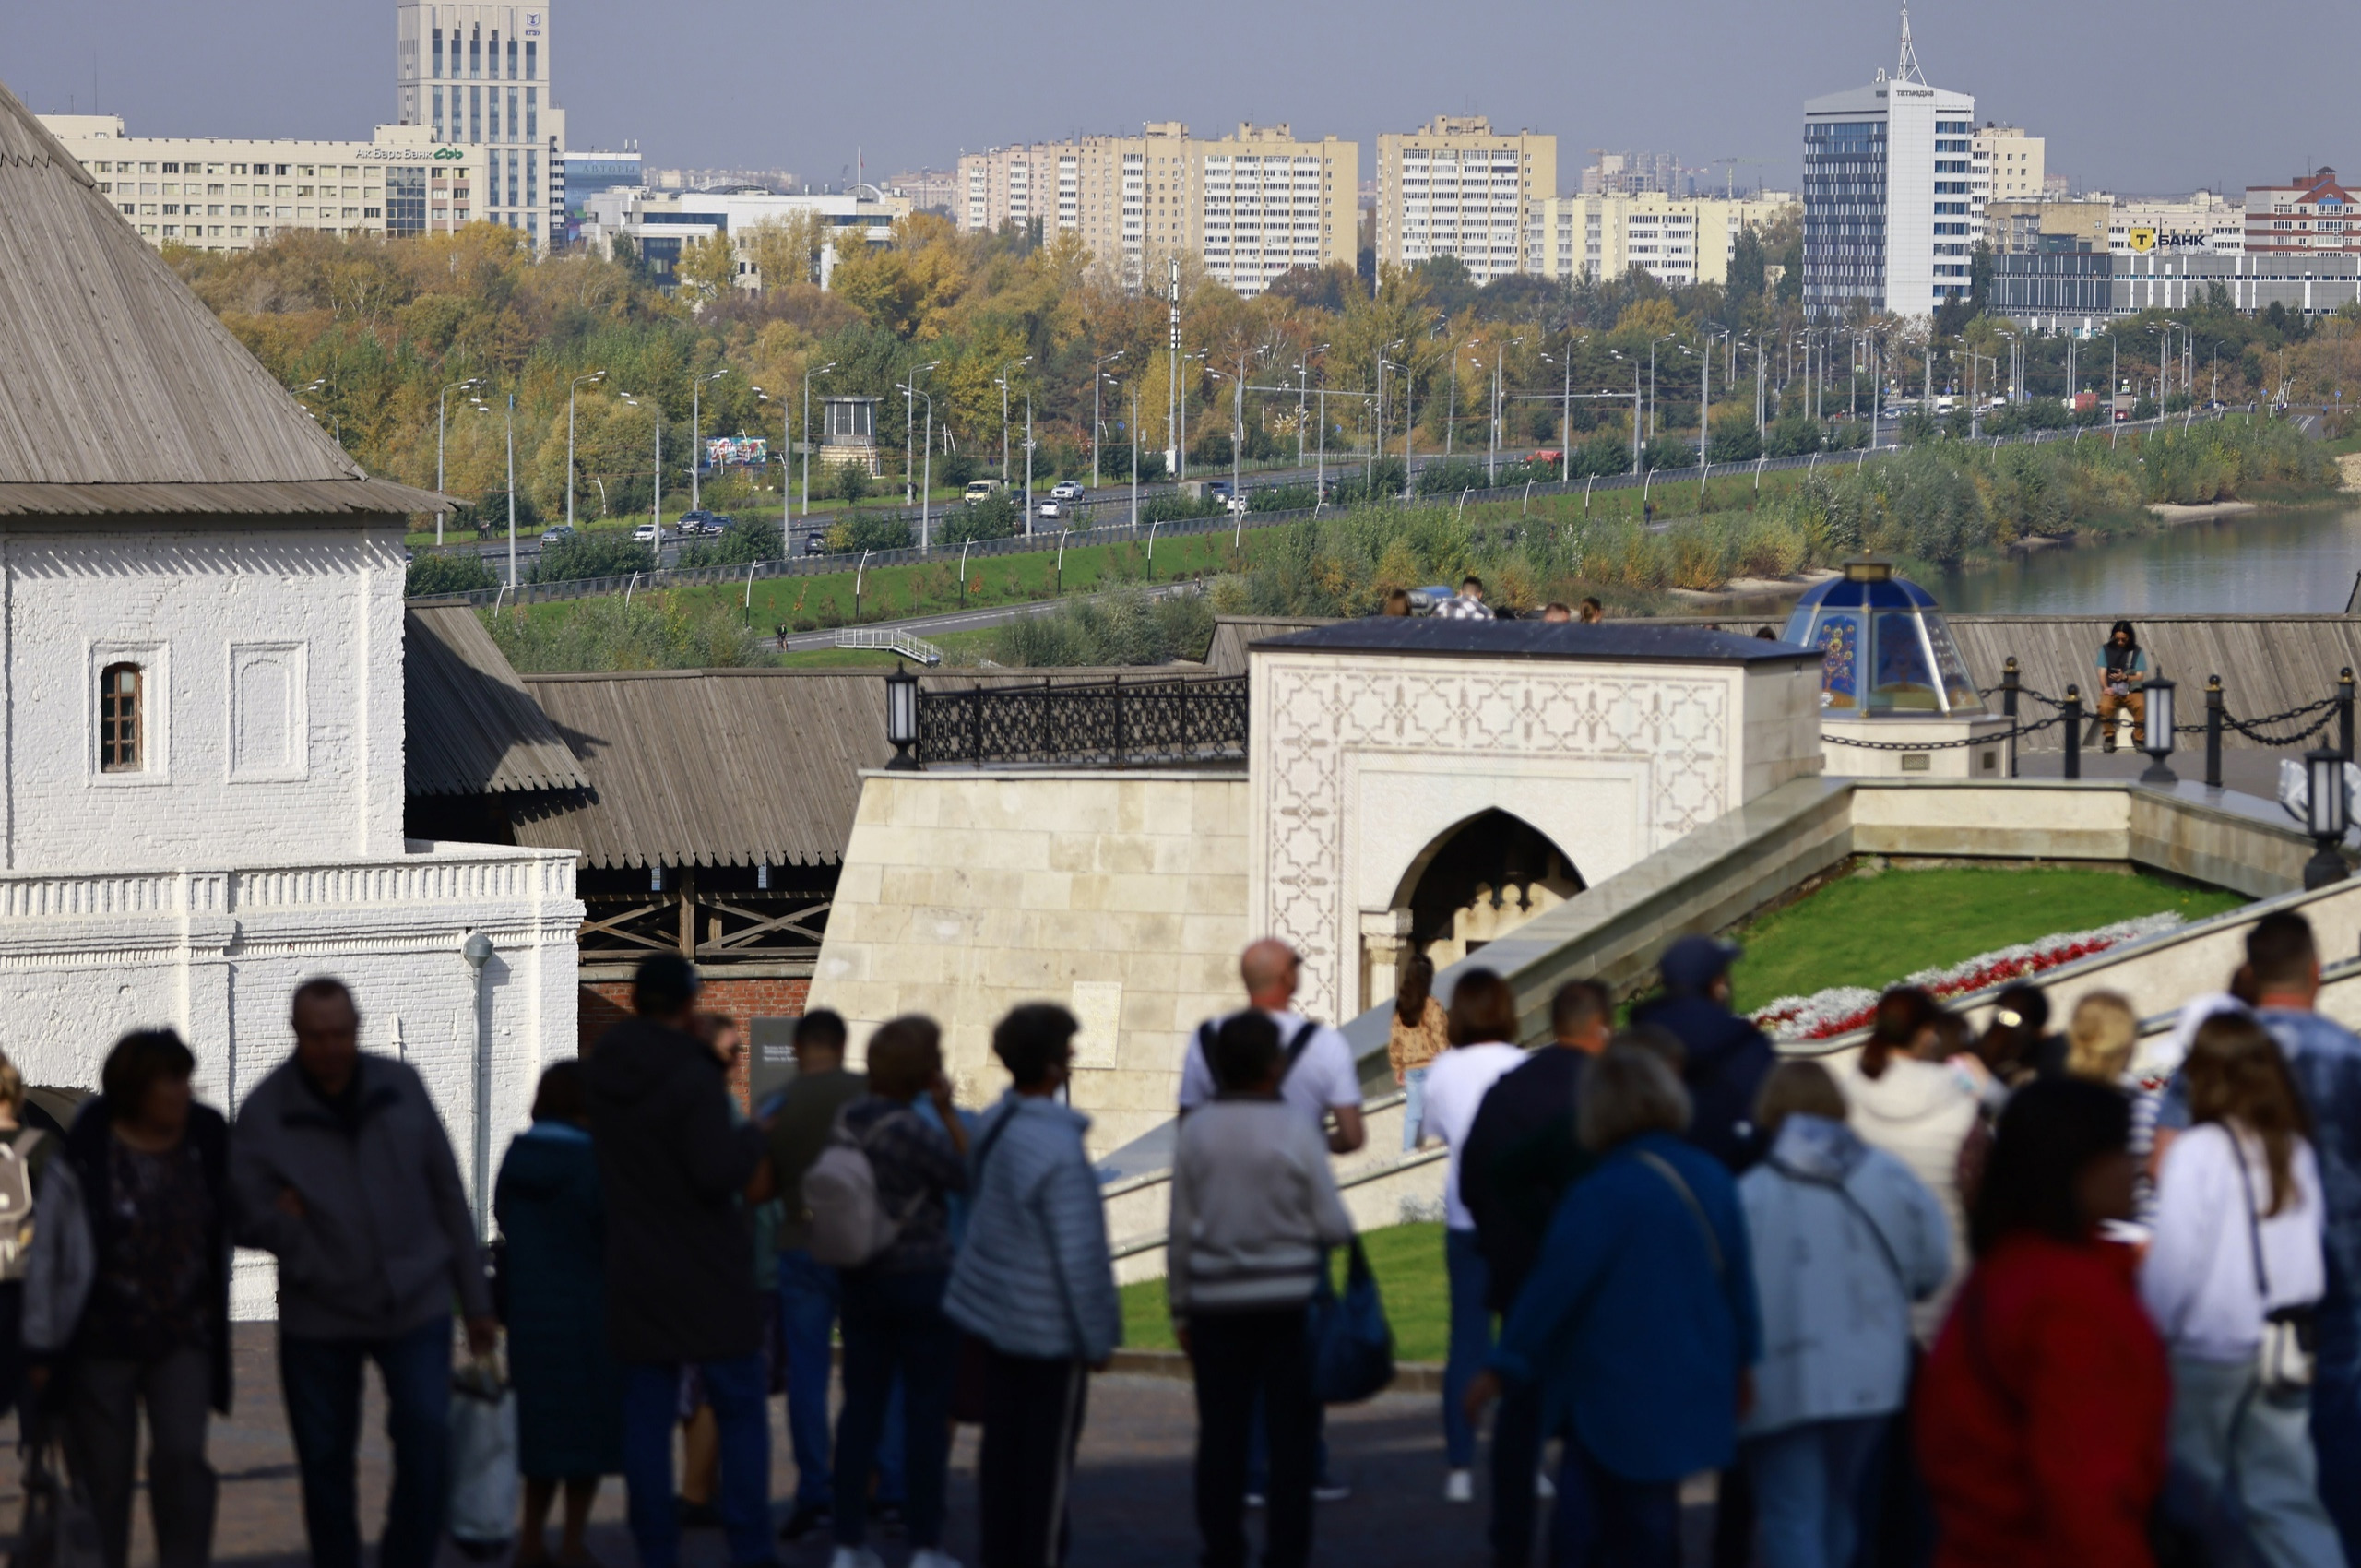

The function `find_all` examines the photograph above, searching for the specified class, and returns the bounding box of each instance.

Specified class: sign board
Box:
[748,1016,800,1111]
[2126,226,2157,254]
[707,436,768,469]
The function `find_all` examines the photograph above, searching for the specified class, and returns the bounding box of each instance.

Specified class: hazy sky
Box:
[4,0,2344,196]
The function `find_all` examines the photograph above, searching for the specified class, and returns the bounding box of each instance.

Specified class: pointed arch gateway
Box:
[1367,810,1584,1006]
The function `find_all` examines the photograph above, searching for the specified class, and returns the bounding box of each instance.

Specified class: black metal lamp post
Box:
[2303,743,2350,890]
[2138,674,2177,786]
[884,662,921,771]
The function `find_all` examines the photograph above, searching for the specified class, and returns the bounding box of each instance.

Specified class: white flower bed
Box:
[1751,911,2187,1042]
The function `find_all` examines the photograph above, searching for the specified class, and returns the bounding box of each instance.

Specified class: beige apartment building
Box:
[955,122,1356,295]
[1974,124,2045,207]
[1526,191,1797,288]
[39,115,488,253]
[1986,198,2110,255]
[1374,116,1555,285]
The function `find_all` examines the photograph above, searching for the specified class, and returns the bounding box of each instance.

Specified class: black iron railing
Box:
[917,675,1249,768]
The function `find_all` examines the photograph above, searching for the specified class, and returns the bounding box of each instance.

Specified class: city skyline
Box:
[2,0,2346,200]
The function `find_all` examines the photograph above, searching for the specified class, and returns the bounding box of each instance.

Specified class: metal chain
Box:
[2003,685,2341,742]
[1821,713,2065,752]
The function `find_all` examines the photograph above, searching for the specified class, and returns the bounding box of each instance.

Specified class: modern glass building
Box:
[1801,16,1975,318]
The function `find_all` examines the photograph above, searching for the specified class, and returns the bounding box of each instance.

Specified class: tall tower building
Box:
[1801,7,1975,317]
[1375,116,1555,285]
[396,2,567,246]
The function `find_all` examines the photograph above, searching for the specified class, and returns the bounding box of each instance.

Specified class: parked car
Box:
[1205,480,1234,501]
[632,522,659,543]
[539,525,576,545]
[1050,481,1085,502]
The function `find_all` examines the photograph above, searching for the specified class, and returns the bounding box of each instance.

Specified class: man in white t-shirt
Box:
[1176,938,1366,1503]
[1178,939,1366,1157]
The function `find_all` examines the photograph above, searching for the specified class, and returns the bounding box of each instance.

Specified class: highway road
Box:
[774,583,1193,654]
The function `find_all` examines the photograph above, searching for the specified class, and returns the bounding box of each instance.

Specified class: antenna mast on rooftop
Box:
[1896,3,1926,84]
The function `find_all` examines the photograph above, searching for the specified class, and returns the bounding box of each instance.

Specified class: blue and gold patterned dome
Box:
[1780,558,1987,716]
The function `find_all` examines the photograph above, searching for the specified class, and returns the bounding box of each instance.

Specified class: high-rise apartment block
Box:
[1581,151,1686,196]
[39,114,490,254]
[1525,192,1797,288]
[955,123,1356,296]
[395,2,566,244]
[1974,124,2043,204]
[1373,116,1554,285]
[2244,168,2361,256]
[1801,15,1975,316]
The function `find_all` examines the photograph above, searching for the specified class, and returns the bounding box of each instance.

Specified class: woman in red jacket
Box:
[1915,1077,2168,1568]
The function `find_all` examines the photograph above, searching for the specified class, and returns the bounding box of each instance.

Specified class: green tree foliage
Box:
[483,597,771,672]
[532,531,658,583]
[825,511,912,552]
[404,551,499,598]
[941,493,1019,544]
[679,516,786,567]
[988,586,1216,666]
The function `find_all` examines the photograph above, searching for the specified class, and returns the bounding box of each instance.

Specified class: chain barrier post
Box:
[2063,684,2082,779]
[2001,657,2020,779]
[2205,675,2224,790]
[2342,668,2355,759]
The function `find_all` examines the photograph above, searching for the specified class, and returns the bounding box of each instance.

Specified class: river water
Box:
[1933,505,2361,614]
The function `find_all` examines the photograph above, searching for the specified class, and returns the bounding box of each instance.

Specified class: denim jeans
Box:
[1744,1415,1888,1568]
[1550,1437,1679,1568]
[278,1314,452,1568]
[2314,1297,2361,1566]
[835,1268,956,1550]
[2167,1353,2345,1568]
[623,1354,771,1568]
[1403,1066,1431,1152]
[1443,1229,1493,1469]
[777,1248,839,1510]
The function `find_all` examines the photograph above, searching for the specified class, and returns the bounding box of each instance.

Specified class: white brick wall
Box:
[0,512,581,1317]
[4,522,407,870]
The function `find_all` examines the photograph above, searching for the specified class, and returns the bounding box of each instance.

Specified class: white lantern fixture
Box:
[884,662,921,771]
[2138,673,2177,786]
[2304,744,2350,890]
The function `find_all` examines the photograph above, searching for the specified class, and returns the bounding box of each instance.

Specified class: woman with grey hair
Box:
[1465,1047,1761,1567]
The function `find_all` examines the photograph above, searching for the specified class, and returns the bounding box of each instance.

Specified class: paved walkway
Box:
[0,1326,1720,1566]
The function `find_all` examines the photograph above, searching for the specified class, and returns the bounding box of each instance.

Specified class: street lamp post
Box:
[801,361,835,517]
[1090,350,1122,489]
[619,393,664,564]
[435,376,483,547]
[565,370,606,530]
[469,393,521,588]
[998,355,1031,486]
[1130,384,1142,530]
[896,382,935,551]
[905,361,942,505]
[690,369,727,513]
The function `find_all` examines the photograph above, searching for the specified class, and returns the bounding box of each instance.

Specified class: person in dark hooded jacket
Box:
[581,956,771,1568]
[1631,935,1778,1174]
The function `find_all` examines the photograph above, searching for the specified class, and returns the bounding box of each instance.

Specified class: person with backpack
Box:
[813,1015,968,1568]
[1737,1062,1950,1568]
[943,1004,1121,1568]
[580,956,773,1568]
[23,1029,232,1568]
[1171,1011,1358,1568]
[0,1051,57,1421]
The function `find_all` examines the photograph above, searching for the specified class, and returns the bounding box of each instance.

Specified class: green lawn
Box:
[1726,864,2245,1013]
[1122,1221,1455,1362]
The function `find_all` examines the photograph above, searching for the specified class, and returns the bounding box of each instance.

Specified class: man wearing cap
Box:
[1631,935,1777,1174]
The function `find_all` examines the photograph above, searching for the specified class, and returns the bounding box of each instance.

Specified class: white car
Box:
[1036,498,1065,521]
[1050,481,1085,502]
[632,522,658,542]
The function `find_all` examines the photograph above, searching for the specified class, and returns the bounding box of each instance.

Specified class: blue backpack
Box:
[1306,1235,1394,1404]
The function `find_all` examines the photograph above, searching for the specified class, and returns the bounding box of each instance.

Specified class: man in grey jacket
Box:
[230,978,494,1568]
[943,1004,1121,1568]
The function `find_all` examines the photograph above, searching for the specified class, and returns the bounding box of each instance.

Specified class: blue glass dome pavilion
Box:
[1781,558,1986,716]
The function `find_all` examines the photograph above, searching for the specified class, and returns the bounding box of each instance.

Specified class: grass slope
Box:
[1122,1222,1453,1362]
[1726,865,2244,1013]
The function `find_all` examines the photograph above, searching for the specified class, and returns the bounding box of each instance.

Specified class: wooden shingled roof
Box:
[509,666,1213,870]
[404,606,590,795]
[0,78,443,517]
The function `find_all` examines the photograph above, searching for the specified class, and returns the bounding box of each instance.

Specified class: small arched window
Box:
[99,663,143,772]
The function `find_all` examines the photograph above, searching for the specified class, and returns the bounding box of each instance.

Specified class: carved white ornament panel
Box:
[1259,659,1732,1021]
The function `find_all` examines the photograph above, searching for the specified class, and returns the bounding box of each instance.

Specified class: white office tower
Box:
[396,2,567,245]
[1801,8,1975,317]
